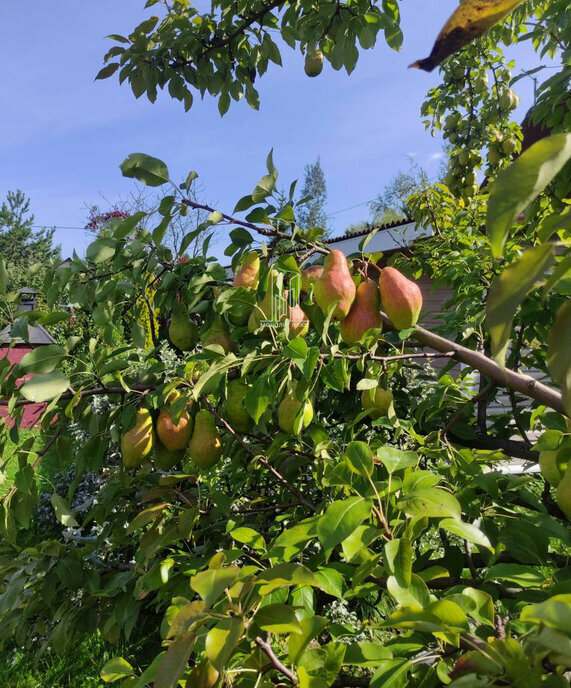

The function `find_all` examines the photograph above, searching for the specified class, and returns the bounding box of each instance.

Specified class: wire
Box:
[30,225,88,231]
[326,198,375,218]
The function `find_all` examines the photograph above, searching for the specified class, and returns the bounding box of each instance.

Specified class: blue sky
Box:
[0,1,541,260]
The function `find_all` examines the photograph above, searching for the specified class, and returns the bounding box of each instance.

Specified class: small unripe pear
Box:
[379,267,422,330]
[304,50,324,77]
[556,466,571,520]
[301,265,324,293]
[154,444,185,471]
[233,252,260,289]
[188,410,223,469]
[340,279,382,345]
[539,450,565,487]
[224,378,253,433]
[169,302,198,351]
[278,385,314,434]
[314,250,356,320]
[121,407,155,469]
[501,137,518,155]
[361,385,393,419]
[202,316,234,353]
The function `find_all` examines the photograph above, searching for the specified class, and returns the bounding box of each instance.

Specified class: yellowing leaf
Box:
[411,0,526,71]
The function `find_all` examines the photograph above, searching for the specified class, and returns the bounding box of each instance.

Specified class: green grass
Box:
[0,631,159,688]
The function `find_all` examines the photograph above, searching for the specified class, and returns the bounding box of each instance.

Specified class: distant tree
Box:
[85,183,211,257]
[370,167,429,224]
[296,158,329,233]
[0,190,61,289]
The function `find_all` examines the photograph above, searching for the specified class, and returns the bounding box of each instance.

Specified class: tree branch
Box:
[203,398,317,513]
[379,314,565,415]
[256,636,298,685]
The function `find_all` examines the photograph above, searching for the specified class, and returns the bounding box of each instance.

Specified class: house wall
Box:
[0,345,47,428]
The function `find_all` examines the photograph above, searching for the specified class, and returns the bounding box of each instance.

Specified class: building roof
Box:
[326,217,413,244]
[0,323,57,346]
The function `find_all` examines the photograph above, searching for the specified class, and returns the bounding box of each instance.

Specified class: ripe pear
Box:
[169,302,198,351]
[556,465,571,520]
[361,385,393,419]
[202,316,234,353]
[379,267,423,330]
[314,250,356,320]
[188,410,223,469]
[224,378,253,433]
[154,443,185,471]
[233,251,260,289]
[121,407,155,469]
[539,450,565,487]
[340,279,382,345]
[278,385,314,434]
[305,50,324,77]
[156,400,193,452]
[287,303,309,338]
[301,265,324,293]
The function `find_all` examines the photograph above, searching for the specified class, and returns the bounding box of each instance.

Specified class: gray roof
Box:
[0,324,56,345]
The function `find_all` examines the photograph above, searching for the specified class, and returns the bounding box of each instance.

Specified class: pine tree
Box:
[296,158,329,233]
[0,190,61,289]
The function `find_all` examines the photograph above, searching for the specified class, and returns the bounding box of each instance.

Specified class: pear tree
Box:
[0,1,570,687]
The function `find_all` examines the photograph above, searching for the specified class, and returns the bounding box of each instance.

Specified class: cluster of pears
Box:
[120,392,223,471]
[539,444,571,520]
[311,249,423,336]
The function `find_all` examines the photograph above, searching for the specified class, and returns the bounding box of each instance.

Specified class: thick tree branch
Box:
[380,314,565,415]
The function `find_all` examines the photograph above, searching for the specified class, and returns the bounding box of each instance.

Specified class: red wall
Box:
[0,345,47,428]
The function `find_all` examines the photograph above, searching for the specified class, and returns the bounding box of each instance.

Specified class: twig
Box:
[203,399,317,513]
[255,636,298,685]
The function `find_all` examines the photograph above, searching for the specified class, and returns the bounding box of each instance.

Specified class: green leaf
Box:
[255,604,302,634]
[244,374,276,423]
[343,643,392,667]
[230,526,266,553]
[486,244,555,367]
[298,643,346,687]
[19,345,66,374]
[313,568,345,599]
[345,441,374,478]
[51,494,79,528]
[370,658,411,688]
[485,563,546,587]
[341,525,381,563]
[100,657,134,683]
[153,632,195,688]
[288,616,328,663]
[377,446,418,474]
[190,566,240,606]
[95,63,120,80]
[386,573,430,608]
[255,563,316,595]
[487,133,571,256]
[384,538,412,586]
[397,488,461,520]
[86,237,117,263]
[0,257,8,295]
[439,518,493,550]
[547,300,571,416]
[463,587,495,627]
[317,497,373,551]
[120,153,170,187]
[521,594,571,633]
[20,371,70,402]
[205,617,244,671]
